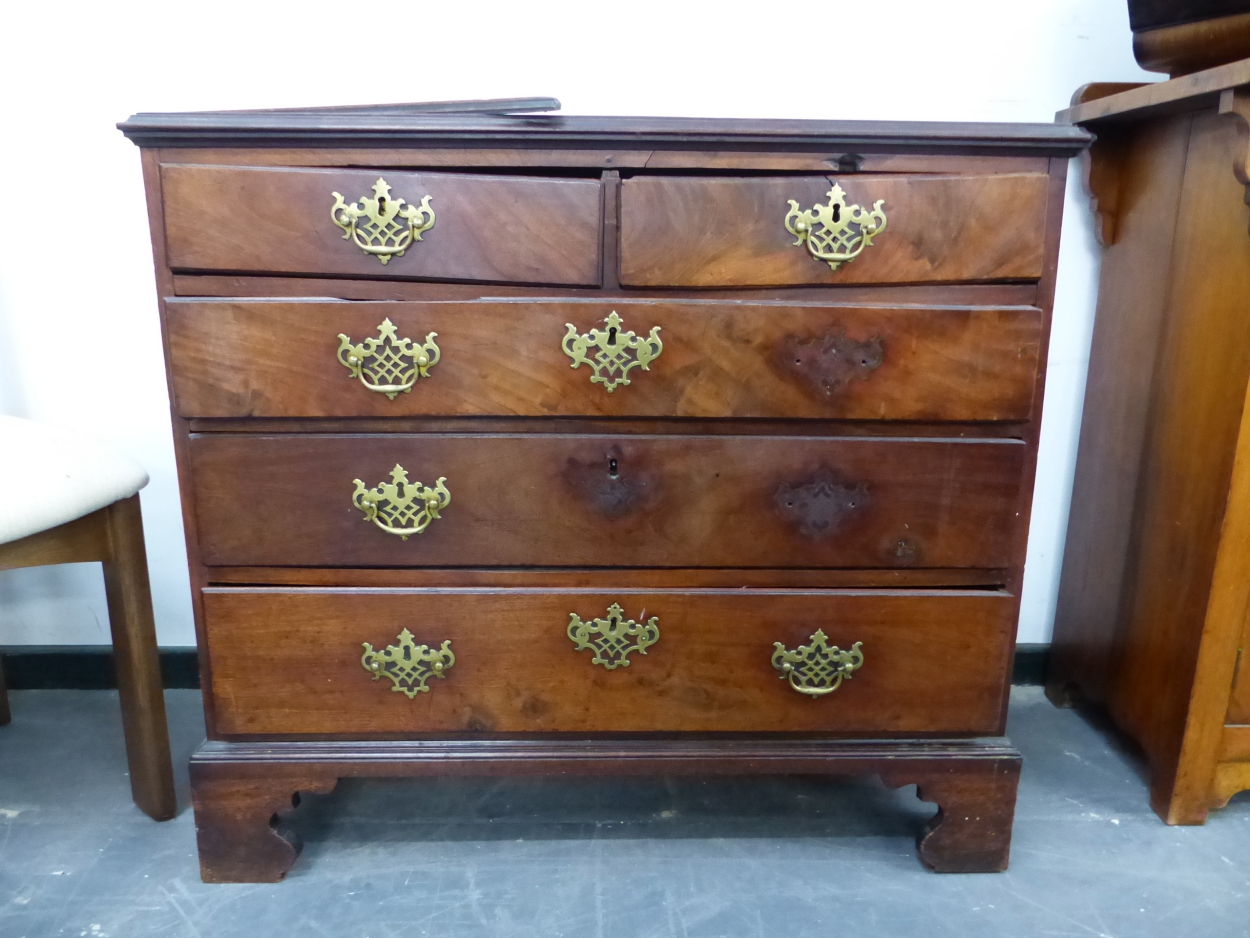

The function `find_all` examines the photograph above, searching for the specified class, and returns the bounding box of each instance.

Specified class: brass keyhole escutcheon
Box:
[562,311,663,392]
[351,464,450,540]
[567,603,659,669]
[361,628,455,698]
[331,177,435,265]
[784,183,886,271]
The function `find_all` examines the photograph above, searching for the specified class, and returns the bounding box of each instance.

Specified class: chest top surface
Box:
[119,97,1091,153]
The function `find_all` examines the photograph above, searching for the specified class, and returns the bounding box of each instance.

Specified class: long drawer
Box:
[202,587,1015,736]
[166,299,1042,421]
[160,165,603,285]
[619,173,1050,286]
[188,433,1025,568]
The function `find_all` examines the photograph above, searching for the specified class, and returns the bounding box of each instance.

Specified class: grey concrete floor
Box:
[0,688,1247,937]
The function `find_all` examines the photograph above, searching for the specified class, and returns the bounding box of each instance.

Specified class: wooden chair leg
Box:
[102,494,176,820]
[0,652,10,726]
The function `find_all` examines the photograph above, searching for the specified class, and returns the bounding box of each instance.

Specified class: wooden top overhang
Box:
[119,96,1091,155]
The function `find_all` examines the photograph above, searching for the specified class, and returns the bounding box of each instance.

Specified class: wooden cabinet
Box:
[119,100,1086,881]
[1049,61,1250,824]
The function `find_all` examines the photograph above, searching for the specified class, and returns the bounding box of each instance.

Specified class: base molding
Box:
[190,736,1021,882]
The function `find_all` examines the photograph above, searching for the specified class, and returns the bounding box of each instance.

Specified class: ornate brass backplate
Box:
[562,311,663,392]
[351,464,450,540]
[567,603,659,669]
[784,184,887,270]
[771,630,864,698]
[331,177,435,264]
[361,628,455,698]
[337,318,440,399]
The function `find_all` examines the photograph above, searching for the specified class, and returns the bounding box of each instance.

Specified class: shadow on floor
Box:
[287,772,935,849]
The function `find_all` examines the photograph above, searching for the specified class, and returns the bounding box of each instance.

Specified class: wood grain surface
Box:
[152,146,1051,174]
[1050,100,1250,823]
[619,174,1049,286]
[187,433,1026,569]
[168,273,1041,307]
[165,299,1042,421]
[1047,114,1193,705]
[161,164,602,284]
[201,587,1015,736]
[202,566,1010,590]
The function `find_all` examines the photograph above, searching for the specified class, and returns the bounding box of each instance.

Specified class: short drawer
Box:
[188,433,1025,569]
[619,173,1050,286]
[167,299,1042,422]
[202,587,1015,736]
[160,164,602,285]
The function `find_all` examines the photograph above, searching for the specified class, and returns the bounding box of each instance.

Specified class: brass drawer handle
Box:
[361,628,454,697]
[337,317,440,399]
[772,630,863,698]
[351,464,450,540]
[331,177,435,265]
[562,311,662,392]
[785,184,886,270]
[567,603,659,669]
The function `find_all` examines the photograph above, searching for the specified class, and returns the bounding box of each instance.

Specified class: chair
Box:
[0,415,176,820]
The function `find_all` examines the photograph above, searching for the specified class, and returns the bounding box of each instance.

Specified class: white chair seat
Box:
[0,416,149,546]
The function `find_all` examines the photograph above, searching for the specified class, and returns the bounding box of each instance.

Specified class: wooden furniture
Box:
[1130,1,1250,77]
[119,99,1087,881]
[1049,61,1250,824]
[0,416,175,820]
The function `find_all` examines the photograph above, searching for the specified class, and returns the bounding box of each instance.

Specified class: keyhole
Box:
[608,458,619,478]
[831,204,841,223]
[378,196,387,211]
[607,326,618,344]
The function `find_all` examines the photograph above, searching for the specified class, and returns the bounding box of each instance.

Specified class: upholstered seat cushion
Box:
[0,416,149,546]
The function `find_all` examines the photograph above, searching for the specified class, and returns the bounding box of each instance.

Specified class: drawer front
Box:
[161,164,603,285]
[167,299,1042,421]
[189,434,1025,568]
[619,174,1049,286]
[202,587,1014,736]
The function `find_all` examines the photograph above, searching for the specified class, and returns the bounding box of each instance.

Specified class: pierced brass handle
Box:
[351,464,450,540]
[567,603,659,669]
[337,318,440,399]
[784,184,886,270]
[331,177,435,265]
[772,630,863,698]
[361,628,454,697]
[562,311,662,392]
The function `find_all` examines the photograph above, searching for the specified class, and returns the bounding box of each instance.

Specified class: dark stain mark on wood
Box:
[774,468,870,539]
[562,445,654,519]
[782,332,884,397]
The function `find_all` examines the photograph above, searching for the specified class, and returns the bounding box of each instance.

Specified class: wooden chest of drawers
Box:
[120,99,1088,881]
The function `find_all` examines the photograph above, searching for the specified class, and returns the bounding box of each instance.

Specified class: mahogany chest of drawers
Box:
[119,99,1089,881]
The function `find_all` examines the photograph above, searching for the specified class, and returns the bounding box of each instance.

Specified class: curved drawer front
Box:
[202,587,1015,736]
[619,173,1050,286]
[188,434,1025,568]
[167,299,1042,421]
[160,164,603,285]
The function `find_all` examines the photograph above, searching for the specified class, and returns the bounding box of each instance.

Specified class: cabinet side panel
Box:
[1048,114,1192,701]
[1107,108,1250,810]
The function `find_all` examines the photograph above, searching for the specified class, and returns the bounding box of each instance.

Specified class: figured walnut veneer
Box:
[120,102,1086,881]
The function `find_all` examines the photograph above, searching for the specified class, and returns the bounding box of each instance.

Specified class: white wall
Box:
[0,0,1153,647]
